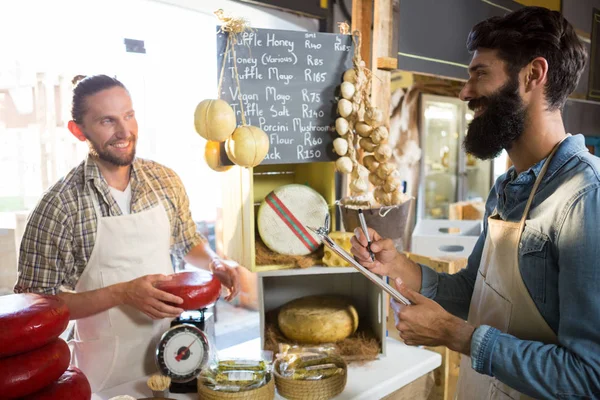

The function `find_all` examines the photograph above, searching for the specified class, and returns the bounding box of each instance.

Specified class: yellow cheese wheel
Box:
[225,125,269,168]
[204,141,232,172]
[278,295,359,344]
[194,99,236,142]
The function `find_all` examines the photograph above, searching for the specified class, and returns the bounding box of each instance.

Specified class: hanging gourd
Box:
[194,99,237,142]
[225,125,269,168]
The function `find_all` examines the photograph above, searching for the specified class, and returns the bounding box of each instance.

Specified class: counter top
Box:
[94,337,440,400]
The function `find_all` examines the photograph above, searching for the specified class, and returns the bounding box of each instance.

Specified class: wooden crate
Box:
[258,266,387,356]
[221,162,336,272]
[386,253,467,400]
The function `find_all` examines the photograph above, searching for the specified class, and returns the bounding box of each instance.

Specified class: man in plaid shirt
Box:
[14,75,241,391]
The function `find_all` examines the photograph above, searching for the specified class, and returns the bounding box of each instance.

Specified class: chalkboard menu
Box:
[217,27,353,165]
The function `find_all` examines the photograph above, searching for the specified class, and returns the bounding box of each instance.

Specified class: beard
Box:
[463,74,526,160]
[87,136,136,166]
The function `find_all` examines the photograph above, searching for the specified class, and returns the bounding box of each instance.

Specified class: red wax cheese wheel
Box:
[22,366,91,400]
[155,272,221,310]
[0,293,70,357]
[0,338,70,399]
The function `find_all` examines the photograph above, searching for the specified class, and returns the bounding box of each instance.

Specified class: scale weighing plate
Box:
[155,323,210,383]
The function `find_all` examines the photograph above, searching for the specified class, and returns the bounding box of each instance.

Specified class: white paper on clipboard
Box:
[307,226,411,306]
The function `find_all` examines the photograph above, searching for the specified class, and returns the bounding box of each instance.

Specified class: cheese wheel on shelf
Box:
[22,366,91,400]
[0,293,70,357]
[278,295,359,343]
[257,184,328,256]
[0,338,70,399]
[155,272,221,310]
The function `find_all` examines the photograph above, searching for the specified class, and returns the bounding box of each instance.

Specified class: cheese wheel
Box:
[194,99,237,142]
[0,293,69,357]
[155,272,221,310]
[0,338,70,399]
[278,295,359,343]
[257,184,327,256]
[22,366,91,400]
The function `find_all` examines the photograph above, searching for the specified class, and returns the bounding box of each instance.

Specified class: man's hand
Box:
[120,274,184,320]
[350,228,423,291]
[351,227,402,277]
[210,258,241,302]
[391,279,475,355]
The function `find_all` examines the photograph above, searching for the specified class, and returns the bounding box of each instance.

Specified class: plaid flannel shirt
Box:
[15,156,205,295]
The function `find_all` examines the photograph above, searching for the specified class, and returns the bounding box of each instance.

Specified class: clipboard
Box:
[307,215,411,306]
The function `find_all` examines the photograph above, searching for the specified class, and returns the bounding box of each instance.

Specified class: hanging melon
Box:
[204,141,231,172]
[194,99,237,142]
[225,125,269,168]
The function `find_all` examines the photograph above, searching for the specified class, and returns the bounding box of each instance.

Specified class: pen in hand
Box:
[358,209,375,262]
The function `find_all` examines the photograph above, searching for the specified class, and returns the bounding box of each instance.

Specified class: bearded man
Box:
[351,7,600,399]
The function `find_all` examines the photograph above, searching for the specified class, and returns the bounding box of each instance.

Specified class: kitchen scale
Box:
[155,308,214,393]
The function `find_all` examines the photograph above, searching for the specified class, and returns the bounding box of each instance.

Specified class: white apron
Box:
[455,139,566,400]
[69,171,173,392]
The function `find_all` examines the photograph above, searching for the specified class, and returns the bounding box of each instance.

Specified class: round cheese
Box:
[22,366,91,400]
[0,293,70,357]
[0,339,70,398]
[257,184,328,256]
[155,272,221,310]
[278,295,359,343]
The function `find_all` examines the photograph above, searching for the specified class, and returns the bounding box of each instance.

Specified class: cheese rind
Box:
[22,366,92,400]
[0,293,70,357]
[0,339,70,398]
[278,295,359,343]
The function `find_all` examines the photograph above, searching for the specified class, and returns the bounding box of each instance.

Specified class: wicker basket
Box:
[197,374,275,400]
[273,359,347,400]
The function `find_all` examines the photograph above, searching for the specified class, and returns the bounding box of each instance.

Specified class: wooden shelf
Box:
[257,265,359,277]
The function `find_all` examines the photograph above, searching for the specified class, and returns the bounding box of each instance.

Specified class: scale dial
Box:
[155,324,210,383]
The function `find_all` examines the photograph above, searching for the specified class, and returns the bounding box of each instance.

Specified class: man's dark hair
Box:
[467,6,587,111]
[71,75,126,124]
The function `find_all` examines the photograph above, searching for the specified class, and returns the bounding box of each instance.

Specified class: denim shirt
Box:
[420,134,600,399]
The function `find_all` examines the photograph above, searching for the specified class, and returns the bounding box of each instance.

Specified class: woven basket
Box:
[273,359,347,400]
[197,374,275,400]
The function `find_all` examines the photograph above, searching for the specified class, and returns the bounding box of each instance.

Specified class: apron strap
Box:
[135,165,165,209]
[518,134,570,232]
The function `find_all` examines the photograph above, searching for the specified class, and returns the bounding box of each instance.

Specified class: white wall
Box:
[0,0,318,221]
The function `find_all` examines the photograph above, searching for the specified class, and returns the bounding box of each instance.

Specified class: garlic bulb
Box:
[335,156,353,173]
[343,69,357,83]
[392,189,408,205]
[338,99,353,118]
[356,164,369,178]
[369,173,385,186]
[384,178,401,193]
[365,107,384,127]
[335,117,349,136]
[333,138,348,156]
[350,177,368,193]
[363,155,379,173]
[374,144,392,162]
[341,82,356,100]
[376,163,395,179]
[359,138,377,152]
[355,122,373,138]
[371,126,389,144]
[374,187,392,206]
